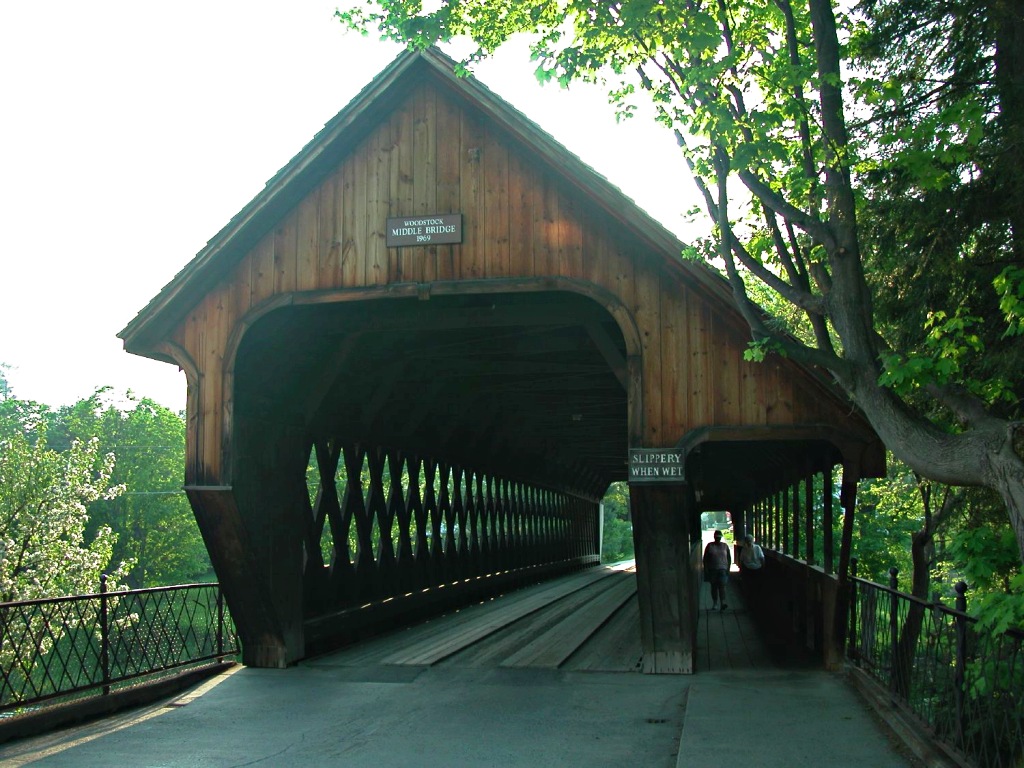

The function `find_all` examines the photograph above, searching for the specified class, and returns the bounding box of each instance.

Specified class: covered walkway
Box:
[0,566,915,767]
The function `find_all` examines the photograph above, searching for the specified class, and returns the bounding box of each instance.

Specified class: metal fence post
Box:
[848,558,858,662]
[217,587,225,659]
[889,567,899,693]
[954,580,968,749]
[100,574,110,696]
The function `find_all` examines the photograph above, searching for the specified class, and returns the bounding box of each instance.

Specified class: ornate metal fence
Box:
[848,566,1024,768]
[1,579,238,714]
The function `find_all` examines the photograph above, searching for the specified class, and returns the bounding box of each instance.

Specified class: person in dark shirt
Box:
[703,529,731,611]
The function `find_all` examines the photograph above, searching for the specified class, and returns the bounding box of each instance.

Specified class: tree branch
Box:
[738,169,837,248]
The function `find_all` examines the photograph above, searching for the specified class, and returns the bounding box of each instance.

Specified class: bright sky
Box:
[1,1,698,413]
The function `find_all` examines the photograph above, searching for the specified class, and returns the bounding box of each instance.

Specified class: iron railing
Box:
[1,578,238,714]
[848,565,1024,768]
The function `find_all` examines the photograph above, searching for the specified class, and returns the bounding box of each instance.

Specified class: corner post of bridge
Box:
[628,480,697,674]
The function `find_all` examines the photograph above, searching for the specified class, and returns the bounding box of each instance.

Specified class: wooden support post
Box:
[823,469,834,575]
[837,464,859,585]
[229,419,308,667]
[774,491,781,550]
[804,470,814,565]
[792,480,800,561]
[629,483,696,674]
[782,484,790,555]
[825,462,860,669]
[185,486,293,668]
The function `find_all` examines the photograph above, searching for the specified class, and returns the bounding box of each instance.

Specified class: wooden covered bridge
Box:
[119,47,884,673]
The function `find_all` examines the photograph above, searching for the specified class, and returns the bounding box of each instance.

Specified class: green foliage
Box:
[743,337,787,363]
[0,419,128,602]
[0,377,212,594]
[852,0,1024,421]
[51,390,210,588]
[600,481,634,563]
[949,523,1024,634]
[877,309,1015,406]
[995,266,1024,338]
[853,467,924,587]
[853,455,1022,632]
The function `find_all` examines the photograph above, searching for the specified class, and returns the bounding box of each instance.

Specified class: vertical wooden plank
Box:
[434,93,461,217]
[180,305,205,483]
[296,187,320,292]
[792,481,801,560]
[659,284,687,435]
[273,209,298,295]
[823,468,835,574]
[318,169,342,289]
[229,254,252,329]
[460,110,486,279]
[507,153,535,278]
[392,105,417,283]
[782,483,790,554]
[367,122,391,286]
[341,156,362,288]
[713,316,740,425]
[687,292,713,427]
[199,294,224,482]
[558,192,584,278]
[413,86,437,214]
[412,87,437,283]
[767,358,794,425]
[805,470,815,564]
[536,175,560,277]
[613,241,638,310]
[483,125,510,277]
[739,348,762,425]
[580,215,609,287]
[210,288,234,486]
[250,234,275,308]
[435,92,462,281]
[633,271,662,444]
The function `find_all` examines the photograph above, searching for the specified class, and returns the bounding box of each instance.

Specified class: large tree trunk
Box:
[833,355,1024,562]
[803,0,1024,566]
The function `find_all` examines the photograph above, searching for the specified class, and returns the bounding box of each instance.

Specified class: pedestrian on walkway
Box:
[738,533,765,607]
[739,534,764,572]
[703,529,731,610]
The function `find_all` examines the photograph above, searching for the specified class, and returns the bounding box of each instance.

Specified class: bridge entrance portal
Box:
[121,47,883,672]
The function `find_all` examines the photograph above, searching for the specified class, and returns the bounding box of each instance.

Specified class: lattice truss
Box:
[302,440,598,611]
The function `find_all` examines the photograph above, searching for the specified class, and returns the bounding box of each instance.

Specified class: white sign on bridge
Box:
[628,449,685,483]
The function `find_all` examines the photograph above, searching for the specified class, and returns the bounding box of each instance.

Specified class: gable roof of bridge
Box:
[119,46,735,353]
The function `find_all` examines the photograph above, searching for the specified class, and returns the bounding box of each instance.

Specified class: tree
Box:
[51,390,210,588]
[337,0,1024,562]
[0,410,127,602]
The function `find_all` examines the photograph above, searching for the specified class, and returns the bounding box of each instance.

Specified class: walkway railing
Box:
[848,565,1023,768]
[1,578,238,715]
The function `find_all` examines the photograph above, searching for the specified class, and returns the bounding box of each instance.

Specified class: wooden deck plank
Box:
[500,572,637,668]
[378,566,623,666]
[562,595,642,672]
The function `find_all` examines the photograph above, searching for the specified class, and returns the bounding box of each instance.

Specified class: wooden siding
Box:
[168,80,853,485]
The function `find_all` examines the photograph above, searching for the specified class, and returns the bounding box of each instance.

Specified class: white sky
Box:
[1,0,699,413]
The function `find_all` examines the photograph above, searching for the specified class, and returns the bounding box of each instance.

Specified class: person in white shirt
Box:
[739,534,765,605]
[739,534,764,571]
